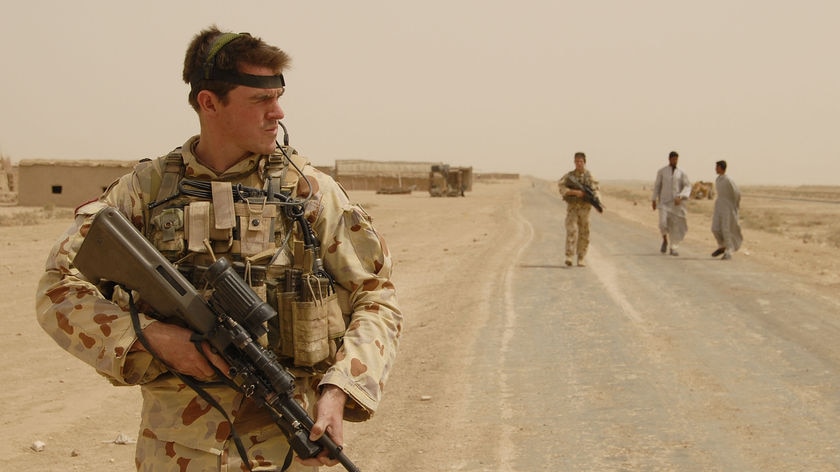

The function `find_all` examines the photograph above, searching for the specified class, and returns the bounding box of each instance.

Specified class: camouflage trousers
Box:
[565,204,591,259]
[135,382,319,472]
[135,425,318,472]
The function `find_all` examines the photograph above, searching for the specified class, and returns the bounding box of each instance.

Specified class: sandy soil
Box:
[1,178,838,471]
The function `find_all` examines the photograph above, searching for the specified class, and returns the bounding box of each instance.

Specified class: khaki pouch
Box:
[267,270,346,367]
[150,208,185,255]
[233,202,277,257]
[184,202,234,254]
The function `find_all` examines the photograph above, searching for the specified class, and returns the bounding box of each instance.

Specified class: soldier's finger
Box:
[201,342,231,376]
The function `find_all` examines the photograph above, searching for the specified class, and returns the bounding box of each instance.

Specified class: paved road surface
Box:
[462,180,840,471]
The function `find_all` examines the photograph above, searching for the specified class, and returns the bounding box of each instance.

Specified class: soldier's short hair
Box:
[574,152,586,162]
[183,25,291,112]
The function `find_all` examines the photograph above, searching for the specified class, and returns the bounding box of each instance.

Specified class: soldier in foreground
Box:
[558,152,602,267]
[711,160,743,260]
[35,26,401,471]
[651,151,692,256]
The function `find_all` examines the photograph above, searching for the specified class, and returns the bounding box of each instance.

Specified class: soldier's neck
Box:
[193,138,250,174]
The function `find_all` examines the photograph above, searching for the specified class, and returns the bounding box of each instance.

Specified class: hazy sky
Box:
[1,1,838,185]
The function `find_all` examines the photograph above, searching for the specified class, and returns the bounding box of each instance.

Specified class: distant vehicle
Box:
[691,181,715,200]
[429,164,472,197]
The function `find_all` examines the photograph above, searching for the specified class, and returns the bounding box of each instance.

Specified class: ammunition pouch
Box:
[267,268,347,369]
[141,148,348,370]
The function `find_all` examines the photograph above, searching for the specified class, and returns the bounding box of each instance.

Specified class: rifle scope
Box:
[205,258,276,338]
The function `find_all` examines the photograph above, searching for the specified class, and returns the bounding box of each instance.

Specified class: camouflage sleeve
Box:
[558,172,574,198]
[35,172,166,386]
[301,170,402,421]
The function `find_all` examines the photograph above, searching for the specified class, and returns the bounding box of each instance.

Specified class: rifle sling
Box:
[127,291,259,471]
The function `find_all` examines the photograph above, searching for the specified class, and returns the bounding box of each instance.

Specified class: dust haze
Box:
[1,1,838,185]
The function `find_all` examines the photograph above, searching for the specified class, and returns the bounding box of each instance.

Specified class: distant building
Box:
[14,158,498,207]
[0,156,15,204]
[18,159,135,207]
[334,159,441,191]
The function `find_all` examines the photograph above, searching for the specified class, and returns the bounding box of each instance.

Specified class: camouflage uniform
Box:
[559,170,600,265]
[36,136,402,471]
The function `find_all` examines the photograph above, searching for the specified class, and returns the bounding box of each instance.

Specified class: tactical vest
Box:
[562,170,596,205]
[134,147,345,372]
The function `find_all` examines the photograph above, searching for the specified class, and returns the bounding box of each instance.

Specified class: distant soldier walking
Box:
[652,151,692,256]
[559,152,601,267]
[711,160,743,260]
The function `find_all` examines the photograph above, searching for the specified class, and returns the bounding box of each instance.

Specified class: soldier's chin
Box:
[254,141,278,154]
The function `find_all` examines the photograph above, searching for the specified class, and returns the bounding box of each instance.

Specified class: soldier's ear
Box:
[196,90,219,113]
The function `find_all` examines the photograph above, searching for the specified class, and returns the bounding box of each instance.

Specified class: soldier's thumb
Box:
[309,419,327,441]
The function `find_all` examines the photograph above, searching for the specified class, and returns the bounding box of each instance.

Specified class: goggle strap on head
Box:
[211,70,285,89]
[203,33,245,80]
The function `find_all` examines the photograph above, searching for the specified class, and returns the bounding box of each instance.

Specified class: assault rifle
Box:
[566,175,604,213]
[73,207,359,472]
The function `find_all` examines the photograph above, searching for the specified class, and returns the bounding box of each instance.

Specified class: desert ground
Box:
[2,177,840,471]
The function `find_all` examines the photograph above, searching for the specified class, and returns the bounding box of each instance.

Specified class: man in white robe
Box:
[652,151,692,256]
[711,160,743,260]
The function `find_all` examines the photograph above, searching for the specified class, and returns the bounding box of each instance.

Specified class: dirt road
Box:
[353,178,840,472]
[3,177,840,471]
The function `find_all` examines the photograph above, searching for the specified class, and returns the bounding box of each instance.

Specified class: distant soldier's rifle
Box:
[73,207,359,472]
[566,175,604,213]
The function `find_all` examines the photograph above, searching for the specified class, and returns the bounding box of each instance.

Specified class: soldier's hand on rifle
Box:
[652,201,657,211]
[130,321,230,381]
[297,385,348,467]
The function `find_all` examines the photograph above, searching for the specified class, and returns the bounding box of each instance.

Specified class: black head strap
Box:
[211,70,285,89]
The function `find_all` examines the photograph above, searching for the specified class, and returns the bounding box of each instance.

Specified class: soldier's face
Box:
[574,157,586,171]
[217,64,285,155]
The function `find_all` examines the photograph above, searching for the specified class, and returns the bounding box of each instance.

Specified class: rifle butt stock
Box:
[73,206,217,335]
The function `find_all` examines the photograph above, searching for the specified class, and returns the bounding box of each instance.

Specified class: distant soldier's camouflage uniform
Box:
[559,169,600,266]
[36,135,402,471]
